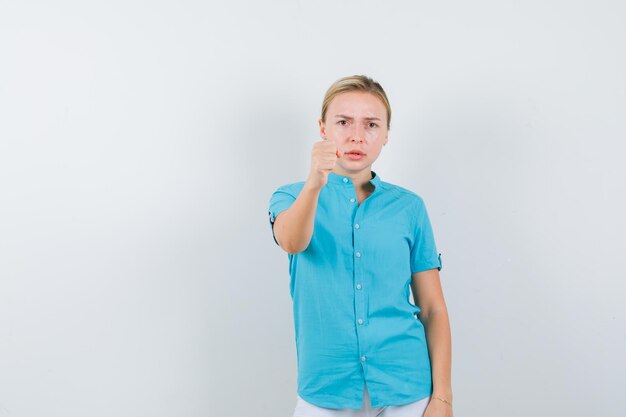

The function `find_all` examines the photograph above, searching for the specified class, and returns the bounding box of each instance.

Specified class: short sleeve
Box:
[410,198,443,273]
[268,186,297,246]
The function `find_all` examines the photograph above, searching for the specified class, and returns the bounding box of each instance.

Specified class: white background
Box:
[1,1,625,416]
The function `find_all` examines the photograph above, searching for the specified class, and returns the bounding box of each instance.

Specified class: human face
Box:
[319,91,389,176]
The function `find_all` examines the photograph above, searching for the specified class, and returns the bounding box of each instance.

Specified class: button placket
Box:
[353,201,368,335]
[345,177,368,367]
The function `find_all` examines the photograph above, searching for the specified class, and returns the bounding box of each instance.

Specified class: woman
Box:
[268,75,453,417]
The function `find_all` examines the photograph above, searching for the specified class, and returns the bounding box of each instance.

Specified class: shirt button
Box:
[357,318,363,325]
[354,223,360,229]
[350,198,355,203]
[356,284,362,290]
[361,355,367,362]
[343,177,348,183]
[355,252,361,258]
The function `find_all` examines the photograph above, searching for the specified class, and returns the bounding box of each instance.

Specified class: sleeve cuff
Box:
[411,253,442,274]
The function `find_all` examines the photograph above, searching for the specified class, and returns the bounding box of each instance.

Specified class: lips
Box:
[345,149,366,161]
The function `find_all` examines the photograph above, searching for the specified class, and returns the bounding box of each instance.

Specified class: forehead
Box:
[328,91,386,118]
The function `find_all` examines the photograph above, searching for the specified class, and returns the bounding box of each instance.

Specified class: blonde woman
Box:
[268,75,453,417]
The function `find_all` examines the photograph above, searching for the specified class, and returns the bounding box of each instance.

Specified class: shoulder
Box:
[379,180,427,209]
[379,181,434,232]
[272,180,306,197]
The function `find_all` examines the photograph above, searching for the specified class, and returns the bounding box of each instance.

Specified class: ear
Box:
[318,119,326,139]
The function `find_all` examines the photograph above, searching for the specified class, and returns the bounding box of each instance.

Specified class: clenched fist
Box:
[306,139,343,190]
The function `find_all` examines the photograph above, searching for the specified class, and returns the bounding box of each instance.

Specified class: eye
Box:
[337,120,348,126]
[368,122,378,128]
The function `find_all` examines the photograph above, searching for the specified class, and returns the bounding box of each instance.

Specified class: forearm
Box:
[274,182,322,254]
[422,309,453,401]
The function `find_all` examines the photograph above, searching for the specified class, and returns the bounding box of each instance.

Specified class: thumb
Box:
[336,148,343,158]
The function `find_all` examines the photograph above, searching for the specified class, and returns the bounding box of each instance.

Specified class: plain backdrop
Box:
[1,1,625,416]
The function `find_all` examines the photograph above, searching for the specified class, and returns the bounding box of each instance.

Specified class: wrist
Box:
[432,389,453,403]
[303,177,324,193]
[432,395,453,408]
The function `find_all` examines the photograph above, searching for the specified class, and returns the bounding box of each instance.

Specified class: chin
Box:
[340,163,371,172]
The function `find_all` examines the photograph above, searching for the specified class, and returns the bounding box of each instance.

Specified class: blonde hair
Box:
[321,75,391,130]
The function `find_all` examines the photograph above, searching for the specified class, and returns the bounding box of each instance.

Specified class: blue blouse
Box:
[268,171,442,409]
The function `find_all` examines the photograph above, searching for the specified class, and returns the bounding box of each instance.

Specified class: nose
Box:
[351,124,365,143]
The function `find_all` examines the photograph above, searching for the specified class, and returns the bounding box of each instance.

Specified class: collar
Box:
[327,171,382,189]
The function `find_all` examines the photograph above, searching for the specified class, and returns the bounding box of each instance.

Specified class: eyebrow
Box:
[333,114,382,121]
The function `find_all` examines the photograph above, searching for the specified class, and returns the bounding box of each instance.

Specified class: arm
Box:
[411,268,453,404]
[273,139,342,254]
[272,183,322,254]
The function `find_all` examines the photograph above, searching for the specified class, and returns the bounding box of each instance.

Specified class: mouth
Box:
[345,150,366,160]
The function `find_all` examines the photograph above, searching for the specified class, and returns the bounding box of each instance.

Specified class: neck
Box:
[332,167,373,190]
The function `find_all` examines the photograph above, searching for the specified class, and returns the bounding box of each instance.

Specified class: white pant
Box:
[292,383,431,417]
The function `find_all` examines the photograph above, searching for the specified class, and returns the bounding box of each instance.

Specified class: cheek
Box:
[371,145,384,157]
[329,128,349,141]
[367,130,386,143]
[365,130,378,140]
